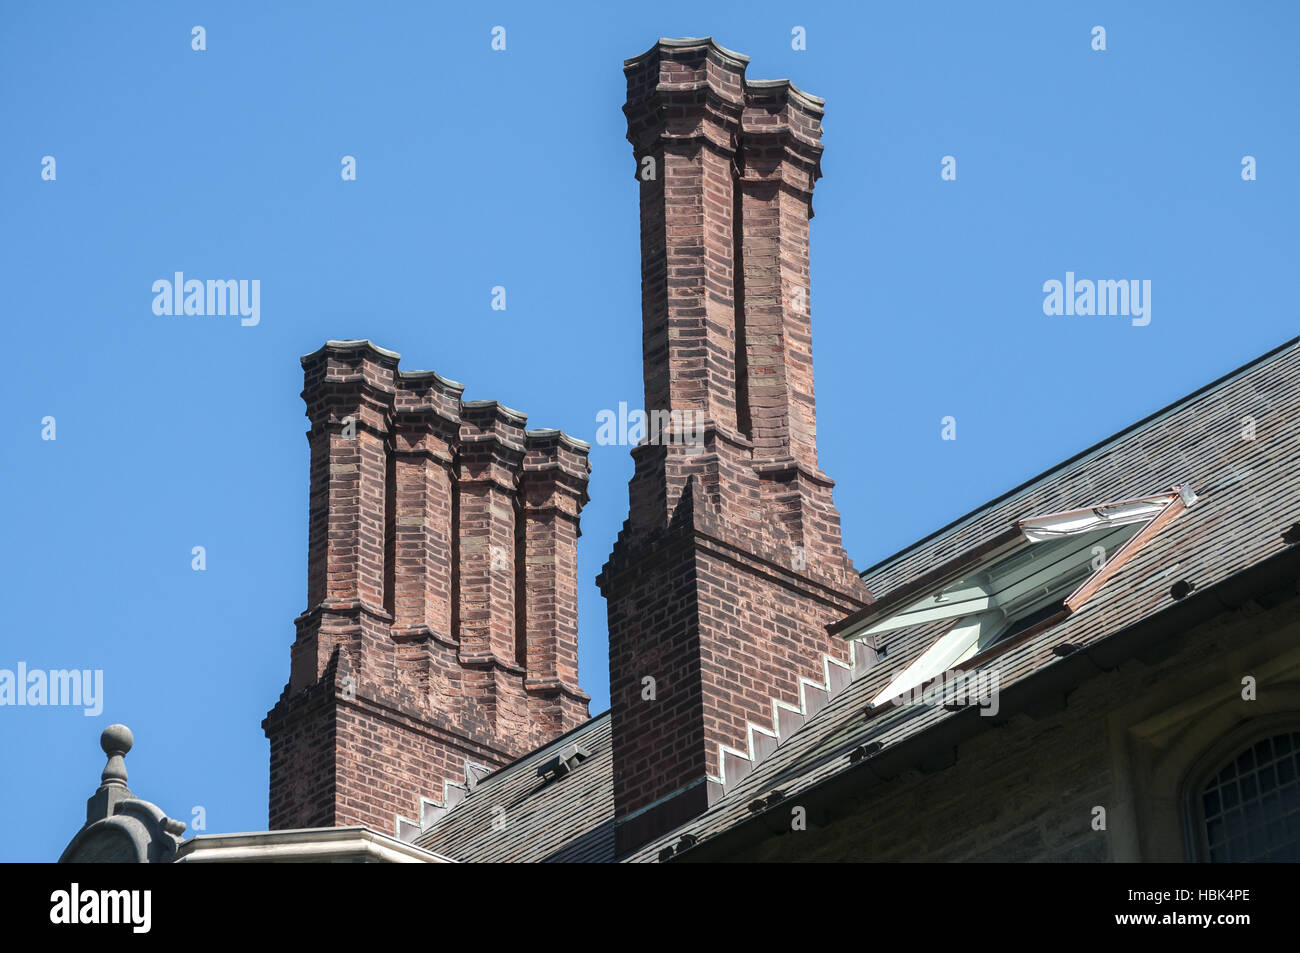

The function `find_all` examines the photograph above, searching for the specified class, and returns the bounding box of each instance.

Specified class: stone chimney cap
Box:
[525,428,592,454]
[303,338,401,360]
[623,36,750,70]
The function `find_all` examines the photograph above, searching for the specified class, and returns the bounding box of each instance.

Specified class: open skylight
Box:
[835,487,1197,708]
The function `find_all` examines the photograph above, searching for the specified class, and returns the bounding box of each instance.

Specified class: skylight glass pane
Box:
[870,611,1003,707]
[865,522,1144,638]
[863,502,1172,708]
[951,523,1140,604]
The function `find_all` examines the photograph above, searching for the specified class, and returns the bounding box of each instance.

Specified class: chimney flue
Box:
[602,39,871,856]
[265,340,590,835]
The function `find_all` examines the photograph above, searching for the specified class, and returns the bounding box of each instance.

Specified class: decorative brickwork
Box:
[265,341,590,834]
[600,39,872,855]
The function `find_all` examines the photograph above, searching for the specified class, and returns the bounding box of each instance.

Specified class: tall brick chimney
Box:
[599,38,873,855]
[264,340,590,835]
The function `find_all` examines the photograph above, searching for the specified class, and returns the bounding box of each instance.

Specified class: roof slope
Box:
[413,337,1300,862]
[413,712,613,862]
[626,335,1300,861]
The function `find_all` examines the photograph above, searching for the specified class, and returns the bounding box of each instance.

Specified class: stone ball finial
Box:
[100,724,133,787]
[101,723,133,756]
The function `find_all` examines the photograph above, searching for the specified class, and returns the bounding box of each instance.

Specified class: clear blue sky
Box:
[2,2,1296,860]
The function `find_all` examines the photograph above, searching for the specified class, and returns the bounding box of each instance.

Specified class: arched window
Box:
[1187,727,1300,862]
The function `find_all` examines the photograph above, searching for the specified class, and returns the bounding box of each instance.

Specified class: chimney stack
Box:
[601,39,872,855]
[265,341,590,836]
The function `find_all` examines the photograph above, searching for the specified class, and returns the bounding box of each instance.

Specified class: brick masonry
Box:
[264,340,590,833]
[600,39,873,855]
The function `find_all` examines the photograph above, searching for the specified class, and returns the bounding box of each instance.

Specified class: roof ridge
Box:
[857,335,1300,580]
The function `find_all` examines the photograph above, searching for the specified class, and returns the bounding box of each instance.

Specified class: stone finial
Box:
[100,723,133,788]
[60,723,186,863]
[84,724,135,825]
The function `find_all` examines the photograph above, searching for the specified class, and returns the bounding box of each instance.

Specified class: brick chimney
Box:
[264,340,590,835]
[599,38,873,855]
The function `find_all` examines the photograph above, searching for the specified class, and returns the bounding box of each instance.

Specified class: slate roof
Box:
[415,335,1300,863]
[413,712,613,862]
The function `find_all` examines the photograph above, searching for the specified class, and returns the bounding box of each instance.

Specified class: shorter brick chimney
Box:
[264,340,590,835]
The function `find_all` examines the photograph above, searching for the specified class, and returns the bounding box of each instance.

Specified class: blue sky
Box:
[2,1,1296,860]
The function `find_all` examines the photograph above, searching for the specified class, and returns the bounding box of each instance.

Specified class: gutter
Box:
[671,541,1300,862]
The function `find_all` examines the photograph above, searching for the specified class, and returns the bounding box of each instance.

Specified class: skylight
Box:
[836,487,1196,708]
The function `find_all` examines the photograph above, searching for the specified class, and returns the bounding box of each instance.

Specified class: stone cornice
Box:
[300,338,402,368]
[175,827,452,863]
[625,37,825,176]
[398,367,466,397]
[299,342,587,460]
[461,398,528,426]
[525,427,592,455]
[623,36,751,72]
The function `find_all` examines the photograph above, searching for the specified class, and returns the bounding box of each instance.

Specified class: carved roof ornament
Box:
[58,724,187,863]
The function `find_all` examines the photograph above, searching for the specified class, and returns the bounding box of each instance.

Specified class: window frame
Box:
[1180,714,1300,862]
[848,487,1196,709]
